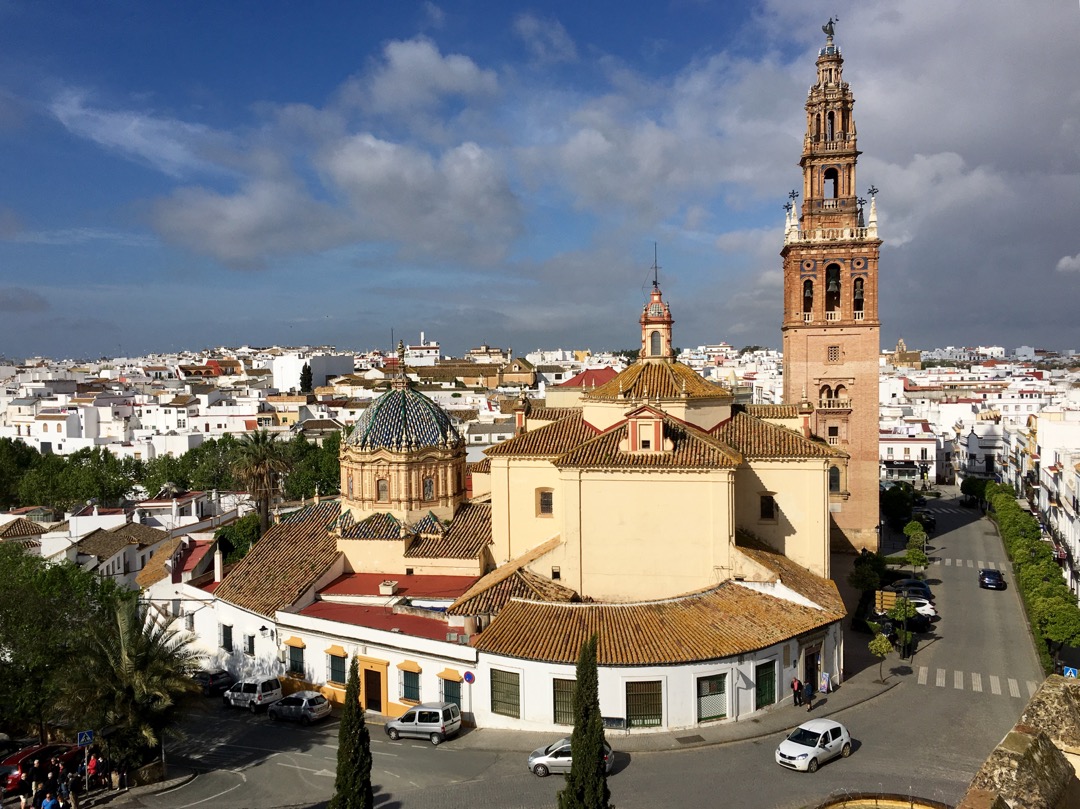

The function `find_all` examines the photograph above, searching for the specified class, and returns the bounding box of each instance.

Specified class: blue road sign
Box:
[77,730,94,747]
[1064,666,1078,679]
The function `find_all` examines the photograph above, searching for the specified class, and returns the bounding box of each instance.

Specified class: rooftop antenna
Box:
[652,242,661,289]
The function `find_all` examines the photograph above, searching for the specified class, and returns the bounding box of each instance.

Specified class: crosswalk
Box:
[924,506,967,515]
[914,666,1038,699]
[930,558,1007,569]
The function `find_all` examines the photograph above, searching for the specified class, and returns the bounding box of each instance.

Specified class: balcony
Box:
[818,398,852,411]
[825,310,841,321]
[803,313,813,323]
[853,310,865,321]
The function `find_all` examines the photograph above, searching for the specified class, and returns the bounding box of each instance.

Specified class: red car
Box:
[1,743,82,795]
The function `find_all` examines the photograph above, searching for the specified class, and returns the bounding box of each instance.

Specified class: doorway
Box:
[804,649,821,693]
[363,668,383,713]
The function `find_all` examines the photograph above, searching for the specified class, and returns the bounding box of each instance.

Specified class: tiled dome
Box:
[346,386,463,451]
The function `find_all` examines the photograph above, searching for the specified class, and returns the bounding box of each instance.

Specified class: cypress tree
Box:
[300,363,313,393]
[558,633,611,809]
[329,657,373,809]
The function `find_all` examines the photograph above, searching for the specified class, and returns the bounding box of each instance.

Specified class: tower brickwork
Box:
[781,23,880,552]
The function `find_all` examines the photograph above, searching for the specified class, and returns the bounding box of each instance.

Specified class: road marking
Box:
[990,675,1001,695]
[968,559,975,568]
[945,558,952,566]
[1027,681,1038,697]
[372,751,399,757]
[1008,679,1021,698]
[276,763,334,777]
[918,666,928,685]
[936,668,946,687]
[954,670,963,689]
[977,560,984,569]
[972,673,982,692]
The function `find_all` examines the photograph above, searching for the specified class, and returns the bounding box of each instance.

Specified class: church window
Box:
[537,489,554,517]
[825,264,841,312]
[824,168,838,198]
[650,331,662,356]
[423,476,435,501]
[829,465,841,493]
[827,345,841,363]
[803,280,813,313]
[347,472,353,498]
[826,111,835,141]
[551,566,561,580]
[759,494,777,521]
[377,478,389,502]
[641,439,651,450]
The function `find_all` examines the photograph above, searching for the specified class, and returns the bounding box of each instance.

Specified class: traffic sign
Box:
[1064,666,1078,679]
[77,730,94,747]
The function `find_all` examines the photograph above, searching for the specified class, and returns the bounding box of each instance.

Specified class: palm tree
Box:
[232,429,289,535]
[63,597,201,769]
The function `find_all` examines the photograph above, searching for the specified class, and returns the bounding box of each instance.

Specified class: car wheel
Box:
[807,758,818,773]
[841,743,851,758]
[268,710,278,721]
[249,702,258,714]
[387,728,400,741]
[429,732,443,746]
[533,764,549,777]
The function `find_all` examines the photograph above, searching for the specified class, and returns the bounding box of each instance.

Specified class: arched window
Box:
[834,384,848,400]
[423,477,435,501]
[819,385,833,400]
[377,479,389,502]
[823,168,838,199]
[828,466,841,493]
[803,280,813,313]
[649,331,662,356]
[853,278,865,312]
[826,111,835,141]
[825,264,841,312]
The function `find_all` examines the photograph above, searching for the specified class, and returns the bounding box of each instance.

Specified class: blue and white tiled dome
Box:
[346,385,463,451]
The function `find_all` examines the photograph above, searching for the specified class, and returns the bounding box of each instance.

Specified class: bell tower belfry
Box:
[781,20,880,552]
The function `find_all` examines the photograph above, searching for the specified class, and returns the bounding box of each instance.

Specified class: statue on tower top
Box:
[822,17,836,38]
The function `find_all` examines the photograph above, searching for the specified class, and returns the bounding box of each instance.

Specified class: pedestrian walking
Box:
[17,772,33,809]
[790,675,803,706]
[803,679,814,712]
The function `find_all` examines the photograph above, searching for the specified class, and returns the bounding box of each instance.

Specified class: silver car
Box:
[527,737,614,777]
[267,690,332,725]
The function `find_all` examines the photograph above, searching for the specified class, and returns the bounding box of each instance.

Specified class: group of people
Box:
[790,676,816,712]
[15,750,111,809]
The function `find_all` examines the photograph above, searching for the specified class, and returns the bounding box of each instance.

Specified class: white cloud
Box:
[1057,253,1080,273]
[49,89,218,177]
[514,14,577,64]
[358,38,498,114]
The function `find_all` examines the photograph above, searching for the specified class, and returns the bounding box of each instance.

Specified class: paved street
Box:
[51,488,1042,809]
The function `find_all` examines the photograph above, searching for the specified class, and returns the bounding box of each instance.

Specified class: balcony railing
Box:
[803,313,813,323]
[818,398,852,410]
[825,310,841,321]
[853,310,865,321]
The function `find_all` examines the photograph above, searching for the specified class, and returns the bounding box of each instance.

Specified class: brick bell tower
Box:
[781,19,880,553]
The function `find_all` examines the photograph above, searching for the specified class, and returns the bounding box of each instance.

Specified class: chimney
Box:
[379,580,399,596]
[213,547,223,582]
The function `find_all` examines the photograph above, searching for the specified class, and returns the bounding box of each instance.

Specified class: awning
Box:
[437,668,463,683]
[282,636,306,649]
[325,644,347,657]
[396,660,422,674]
[883,460,917,468]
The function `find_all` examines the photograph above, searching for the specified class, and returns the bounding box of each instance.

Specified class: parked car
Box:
[884,580,934,600]
[911,509,936,533]
[528,737,614,777]
[222,678,284,713]
[2,743,81,795]
[384,702,461,745]
[775,718,852,773]
[267,690,332,725]
[192,669,236,696]
[875,594,936,619]
[885,585,935,605]
[978,569,1007,590]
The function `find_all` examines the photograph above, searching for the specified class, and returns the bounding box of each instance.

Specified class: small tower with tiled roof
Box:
[640,261,674,363]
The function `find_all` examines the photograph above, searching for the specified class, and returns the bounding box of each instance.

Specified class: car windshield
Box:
[786,727,822,747]
[544,739,570,755]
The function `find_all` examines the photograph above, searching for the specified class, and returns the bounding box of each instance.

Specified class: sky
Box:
[1,1,1079,361]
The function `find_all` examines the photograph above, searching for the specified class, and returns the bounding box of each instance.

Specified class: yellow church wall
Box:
[337,537,408,574]
[562,469,736,601]
[653,400,732,432]
[732,461,830,578]
[543,387,585,408]
[489,458,564,566]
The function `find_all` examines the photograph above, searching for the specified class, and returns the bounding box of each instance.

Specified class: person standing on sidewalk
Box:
[803,679,814,712]
[790,675,803,706]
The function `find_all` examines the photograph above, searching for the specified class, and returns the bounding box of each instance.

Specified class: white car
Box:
[775,718,852,772]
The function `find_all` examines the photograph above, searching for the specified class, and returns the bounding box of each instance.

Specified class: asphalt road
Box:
[102,489,1042,809]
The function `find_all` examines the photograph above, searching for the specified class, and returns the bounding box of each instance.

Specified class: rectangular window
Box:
[490,669,521,718]
[185,612,194,632]
[244,634,255,656]
[289,646,304,676]
[538,490,554,515]
[401,670,420,702]
[755,661,776,709]
[887,447,894,457]
[221,624,233,653]
[441,678,462,709]
[553,678,575,725]
[626,680,663,728]
[328,654,346,684]
[377,479,389,502]
[827,345,841,363]
[759,494,777,521]
[697,674,727,721]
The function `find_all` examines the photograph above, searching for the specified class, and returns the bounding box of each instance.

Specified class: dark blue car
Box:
[978,569,1006,590]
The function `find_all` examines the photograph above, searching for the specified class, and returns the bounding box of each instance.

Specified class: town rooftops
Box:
[320,572,477,600]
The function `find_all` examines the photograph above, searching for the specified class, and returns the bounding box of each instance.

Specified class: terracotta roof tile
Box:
[485,411,598,458]
[713,411,845,459]
[734,533,846,616]
[584,361,731,401]
[448,568,579,615]
[554,413,740,470]
[214,502,341,617]
[135,536,184,589]
[526,406,582,423]
[110,522,169,548]
[468,458,491,474]
[406,503,492,559]
[75,528,133,560]
[0,517,45,539]
[448,536,563,613]
[740,404,800,419]
[472,583,841,665]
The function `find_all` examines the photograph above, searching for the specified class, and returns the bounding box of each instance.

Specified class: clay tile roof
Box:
[0,517,46,539]
[485,411,598,458]
[336,511,403,539]
[405,503,492,559]
[76,528,134,560]
[448,568,579,615]
[448,536,563,614]
[740,404,800,419]
[713,411,845,459]
[135,536,184,589]
[526,407,582,423]
[584,361,731,401]
[554,414,741,470]
[556,367,619,389]
[468,458,491,474]
[214,502,340,617]
[734,533,846,617]
[472,583,842,665]
[110,522,169,549]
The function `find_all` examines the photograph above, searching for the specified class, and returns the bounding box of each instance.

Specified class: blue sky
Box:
[2,1,1079,360]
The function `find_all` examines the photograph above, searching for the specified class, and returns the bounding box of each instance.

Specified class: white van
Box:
[222,677,284,713]
[384,702,461,745]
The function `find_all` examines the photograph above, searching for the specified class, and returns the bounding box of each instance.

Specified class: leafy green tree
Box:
[1034,595,1080,666]
[283,432,342,500]
[0,437,39,508]
[329,657,373,809]
[300,363,313,393]
[62,597,200,769]
[231,430,289,534]
[868,633,894,683]
[17,452,71,510]
[905,546,929,574]
[558,633,610,809]
[141,454,191,498]
[187,435,240,492]
[847,563,880,593]
[903,521,926,542]
[880,485,913,528]
[215,512,262,563]
[888,597,919,659]
[961,477,988,501]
